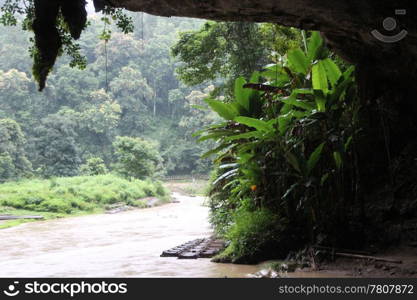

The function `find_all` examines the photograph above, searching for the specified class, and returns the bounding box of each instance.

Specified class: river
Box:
[0,193,260,277]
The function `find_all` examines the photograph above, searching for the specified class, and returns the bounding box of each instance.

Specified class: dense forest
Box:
[0,12,218,180]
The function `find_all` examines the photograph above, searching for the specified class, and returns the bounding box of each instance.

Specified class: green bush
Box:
[224,209,285,263]
[79,157,108,176]
[39,199,73,214]
[113,136,165,179]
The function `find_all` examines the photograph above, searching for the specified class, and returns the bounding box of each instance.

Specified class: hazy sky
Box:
[86,0,97,16]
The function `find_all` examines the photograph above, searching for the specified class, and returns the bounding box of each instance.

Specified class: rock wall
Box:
[107,1,417,68]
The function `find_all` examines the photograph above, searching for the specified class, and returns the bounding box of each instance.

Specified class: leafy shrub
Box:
[39,199,73,214]
[155,181,168,197]
[80,157,108,176]
[113,136,165,179]
[225,209,285,263]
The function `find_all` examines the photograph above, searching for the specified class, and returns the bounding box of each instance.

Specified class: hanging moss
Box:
[60,0,88,40]
[32,0,87,91]
[1,0,132,91]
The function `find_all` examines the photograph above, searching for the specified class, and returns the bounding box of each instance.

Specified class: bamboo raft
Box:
[161,237,226,259]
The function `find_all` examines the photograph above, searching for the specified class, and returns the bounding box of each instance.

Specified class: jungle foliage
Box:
[199,32,361,262]
[172,21,301,95]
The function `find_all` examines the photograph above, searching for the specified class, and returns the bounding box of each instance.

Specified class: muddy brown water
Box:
[0,193,348,278]
[0,193,260,277]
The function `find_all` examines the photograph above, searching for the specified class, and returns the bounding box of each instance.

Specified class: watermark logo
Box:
[371,9,408,43]
[3,281,20,297]
[3,281,127,297]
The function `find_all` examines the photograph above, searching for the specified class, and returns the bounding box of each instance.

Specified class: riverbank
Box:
[0,174,170,229]
[245,245,417,278]
[308,246,417,277]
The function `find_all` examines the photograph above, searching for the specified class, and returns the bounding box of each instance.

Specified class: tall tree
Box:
[32,112,81,177]
[0,118,32,181]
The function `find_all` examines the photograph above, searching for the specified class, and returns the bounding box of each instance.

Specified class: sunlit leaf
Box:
[312,61,328,92]
[235,116,272,132]
[204,98,238,120]
[321,58,342,86]
[307,31,323,61]
[287,48,309,75]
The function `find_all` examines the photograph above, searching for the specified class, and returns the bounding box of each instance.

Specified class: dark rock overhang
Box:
[106,0,417,90]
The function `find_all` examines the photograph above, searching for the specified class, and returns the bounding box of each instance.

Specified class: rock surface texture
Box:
[108,1,417,78]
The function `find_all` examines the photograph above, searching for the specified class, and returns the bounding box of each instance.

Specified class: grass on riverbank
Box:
[0,174,170,228]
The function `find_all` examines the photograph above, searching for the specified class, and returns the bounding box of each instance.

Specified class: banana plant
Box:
[199,31,359,224]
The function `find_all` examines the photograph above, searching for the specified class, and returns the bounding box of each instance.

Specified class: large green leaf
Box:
[281,91,315,111]
[287,48,309,75]
[321,58,342,86]
[234,77,249,111]
[224,131,264,141]
[204,98,238,120]
[262,65,290,86]
[306,142,325,176]
[235,116,272,132]
[307,31,323,61]
[312,61,328,92]
[329,66,355,105]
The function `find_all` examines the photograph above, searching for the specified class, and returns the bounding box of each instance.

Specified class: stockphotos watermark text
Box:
[3,281,128,297]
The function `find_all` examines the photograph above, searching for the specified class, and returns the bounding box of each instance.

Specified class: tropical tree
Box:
[32,112,82,177]
[171,22,301,93]
[113,136,164,179]
[110,66,154,133]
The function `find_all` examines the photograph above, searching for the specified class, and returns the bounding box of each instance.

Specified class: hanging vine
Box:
[0,0,133,91]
